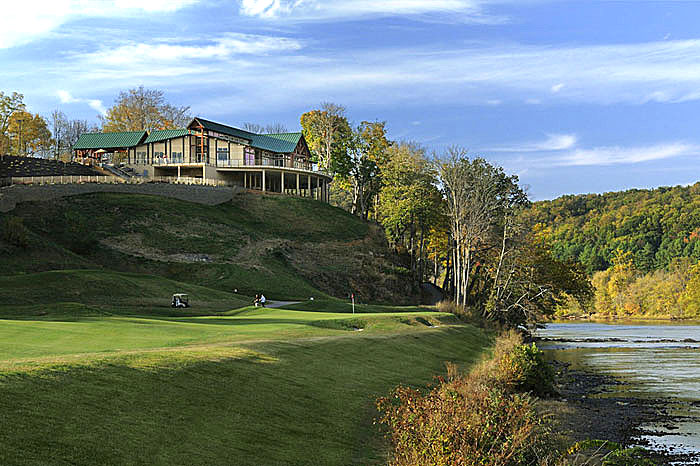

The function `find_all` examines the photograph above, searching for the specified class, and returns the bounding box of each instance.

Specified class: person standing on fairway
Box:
[260,294,266,308]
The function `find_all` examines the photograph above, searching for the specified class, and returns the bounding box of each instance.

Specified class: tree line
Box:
[299,102,591,327]
[525,183,700,273]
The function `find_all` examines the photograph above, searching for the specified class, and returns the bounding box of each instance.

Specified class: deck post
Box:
[281,171,285,194]
[296,173,300,196]
[262,169,266,192]
[307,174,311,198]
[177,166,181,180]
[244,172,247,189]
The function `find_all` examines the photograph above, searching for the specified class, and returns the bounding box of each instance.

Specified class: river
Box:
[537,322,700,465]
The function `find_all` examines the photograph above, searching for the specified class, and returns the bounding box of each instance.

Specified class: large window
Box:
[171,151,183,163]
[217,147,229,164]
[192,144,208,163]
[244,147,255,166]
[135,151,147,164]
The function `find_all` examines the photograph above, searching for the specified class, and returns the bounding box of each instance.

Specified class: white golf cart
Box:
[171,293,190,308]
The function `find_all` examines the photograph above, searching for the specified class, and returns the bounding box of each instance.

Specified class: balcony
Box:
[152,155,187,165]
[216,155,327,175]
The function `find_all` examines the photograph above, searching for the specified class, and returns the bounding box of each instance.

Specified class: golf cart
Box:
[171,293,190,308]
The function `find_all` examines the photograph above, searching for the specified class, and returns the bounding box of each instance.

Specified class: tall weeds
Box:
[377,331,558,466]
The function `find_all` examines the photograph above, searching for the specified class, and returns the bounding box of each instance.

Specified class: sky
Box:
[2,0,700,200]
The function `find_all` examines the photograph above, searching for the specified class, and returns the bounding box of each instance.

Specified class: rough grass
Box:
[0,192,409,301]
[0,269,249,315]
[0,307,490,466]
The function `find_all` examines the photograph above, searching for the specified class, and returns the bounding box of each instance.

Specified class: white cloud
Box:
[489,133,577,152]
[238,0,503,23]
[76,34,303,68]
[550,83,565,93]
[0,0,197,48]
[57,90,78,104]
[57,90,106,115]
[30,37,700,113]
[555,143,698,166]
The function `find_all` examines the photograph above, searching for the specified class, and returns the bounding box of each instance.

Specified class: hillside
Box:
[0,191,418,310]
[525,182,700,273]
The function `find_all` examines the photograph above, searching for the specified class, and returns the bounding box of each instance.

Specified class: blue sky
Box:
[2,0,700,199]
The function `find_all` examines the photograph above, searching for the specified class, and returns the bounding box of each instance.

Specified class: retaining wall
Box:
[0,182,243,213]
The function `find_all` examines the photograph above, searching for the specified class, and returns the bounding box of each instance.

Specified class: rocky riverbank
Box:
[547,360,699,465]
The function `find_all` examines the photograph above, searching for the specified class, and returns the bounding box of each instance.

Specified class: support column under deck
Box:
[307,174,311,198]
[296,173,300,196]
[262,169,266,192]
[281,171,285,194]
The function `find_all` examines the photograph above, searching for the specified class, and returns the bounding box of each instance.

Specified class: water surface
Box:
[538,322,700,464]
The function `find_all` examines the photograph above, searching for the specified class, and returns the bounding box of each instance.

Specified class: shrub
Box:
[436,299,496,329]
[496,339,556,397]
[470,330,555,397]
[1,216,29,248]
[377,332,559,466]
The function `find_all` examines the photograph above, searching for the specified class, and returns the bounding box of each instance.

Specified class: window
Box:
[192,144,208,163]
[217,147,229,162]
[244,147,255,166]
[171,151,183,163]
[135,151,147,164]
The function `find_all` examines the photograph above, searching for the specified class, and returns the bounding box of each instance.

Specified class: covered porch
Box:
[221,168,331,202]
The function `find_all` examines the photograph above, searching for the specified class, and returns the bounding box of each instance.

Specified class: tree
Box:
[100,86,190,132]
[378,142,442,281]
[300,102,351,172]
[7,111,52,157]
[49,110,97,160]
[0,91,26,154]
[359,121,391,219]
[334,121,392,220]
[435,148,528,308]
[242,122,289,134]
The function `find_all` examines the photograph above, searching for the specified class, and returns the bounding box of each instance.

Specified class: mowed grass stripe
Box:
[0,309,457,362]
[0,325,489,466]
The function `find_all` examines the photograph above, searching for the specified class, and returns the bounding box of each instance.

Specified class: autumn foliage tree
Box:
[0,91,26,154]
[101,86,190,132]
[300,102,351,172]
[7,110,52,157]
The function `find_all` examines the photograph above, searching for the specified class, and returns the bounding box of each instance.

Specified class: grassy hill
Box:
[0,192,418,308]
[525,182,700,273]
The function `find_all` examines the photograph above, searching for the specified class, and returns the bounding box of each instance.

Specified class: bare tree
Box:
[242,122,289,134]
[48,110,98,160]
[242,122,265,134]
[264,122,288,134]
[434,147,527,307]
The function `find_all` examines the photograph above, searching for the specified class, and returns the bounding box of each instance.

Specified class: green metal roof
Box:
[144,129,190,144]
[189,117,254,142]
[185,117,305,154]
[72,131,147,150]
[250,133,302,153]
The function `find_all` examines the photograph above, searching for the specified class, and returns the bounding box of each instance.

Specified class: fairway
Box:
[0,307,490,465]
[0,308,457,362]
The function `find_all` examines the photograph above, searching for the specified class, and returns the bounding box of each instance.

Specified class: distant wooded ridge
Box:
[524,182,700,273]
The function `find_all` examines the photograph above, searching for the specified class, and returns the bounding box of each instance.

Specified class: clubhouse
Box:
[72,117,331,202]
